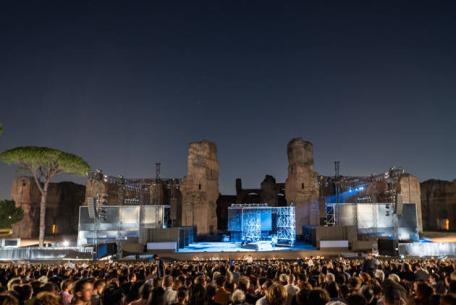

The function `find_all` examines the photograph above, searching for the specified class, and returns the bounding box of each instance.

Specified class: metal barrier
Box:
[399,242,456,257]
[0,247,92,261]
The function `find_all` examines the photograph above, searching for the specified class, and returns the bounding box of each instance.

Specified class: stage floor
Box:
[177,241,315,253]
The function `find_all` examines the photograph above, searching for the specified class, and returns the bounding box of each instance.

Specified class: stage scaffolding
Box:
[77,205,170,246]
[275,207,296,245]
[329,202,419,241]
[228,204,296,246]
[241,208,262,243]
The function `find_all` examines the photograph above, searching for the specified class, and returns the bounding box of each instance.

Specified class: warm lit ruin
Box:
[9,138,453,243]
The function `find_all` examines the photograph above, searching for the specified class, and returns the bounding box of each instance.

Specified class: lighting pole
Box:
[335,161,340,203]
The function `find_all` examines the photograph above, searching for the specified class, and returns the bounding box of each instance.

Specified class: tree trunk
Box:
[38,183,49,248]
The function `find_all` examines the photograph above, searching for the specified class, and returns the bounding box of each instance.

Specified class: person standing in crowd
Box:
[35,292,61,305]
[171,287,189,305]
[148,287,166,305]
[154,255,165,279]
[267,283,288,305]
[256,279,273,305]
[71,279,93,305]
[206,284,220,305]
[281,274,299,305]
[237,276,256,305]
[129,282,152,305]
[90,280,105,305]
[231,289,247,305]
[163,276,177,305]
[214,276,231,305]
[60,280,73,305]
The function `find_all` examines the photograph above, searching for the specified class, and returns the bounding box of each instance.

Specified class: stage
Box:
[128,241,353,261]
[177,241,315,253]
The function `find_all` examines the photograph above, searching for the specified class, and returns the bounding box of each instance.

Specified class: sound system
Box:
[378,239,399,256]
[87,197,97,219]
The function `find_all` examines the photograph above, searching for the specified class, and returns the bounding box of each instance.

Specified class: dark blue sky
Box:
[1,0,455,198]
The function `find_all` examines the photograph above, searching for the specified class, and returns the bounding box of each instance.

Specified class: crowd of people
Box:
[0,255,455,305]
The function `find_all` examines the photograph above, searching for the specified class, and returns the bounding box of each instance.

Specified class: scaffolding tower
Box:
[228,204,296,247]
[241,209,262,243]
[276,206,296,246]
[325,161,340,226]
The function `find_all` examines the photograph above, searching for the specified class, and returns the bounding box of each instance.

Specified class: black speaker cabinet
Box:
[378,239,399,256]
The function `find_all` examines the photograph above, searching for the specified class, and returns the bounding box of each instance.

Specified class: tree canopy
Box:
[0,146,90,246]
[0,146,90,182]
[0,200,23,229]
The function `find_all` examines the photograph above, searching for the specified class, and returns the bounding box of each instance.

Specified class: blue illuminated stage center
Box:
[228,204,296,247]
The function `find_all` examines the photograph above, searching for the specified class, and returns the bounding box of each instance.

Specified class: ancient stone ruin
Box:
[285,138,320,233]
[181,140,219,236]
[11,177,85,239]
[397,174,422,231]
[421,179,456,231]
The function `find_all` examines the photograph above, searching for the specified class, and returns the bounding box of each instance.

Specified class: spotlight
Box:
[358,186,364,191]
[62,240,70,247]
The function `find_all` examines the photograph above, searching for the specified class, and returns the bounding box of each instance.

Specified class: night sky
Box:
[1,0,455,199]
